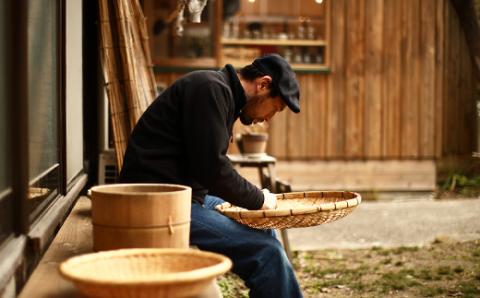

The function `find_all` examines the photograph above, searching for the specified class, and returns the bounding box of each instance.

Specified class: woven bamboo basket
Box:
[215,191,361,229]
[59,248,232,298]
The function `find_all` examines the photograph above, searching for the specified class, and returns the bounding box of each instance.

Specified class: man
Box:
[120,54,302,298]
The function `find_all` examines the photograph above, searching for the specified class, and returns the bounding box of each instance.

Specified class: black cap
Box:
[252,54,300,113]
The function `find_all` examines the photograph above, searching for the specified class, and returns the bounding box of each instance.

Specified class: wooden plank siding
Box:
[382,0,402,158]
[434,0,445,158]
[153,0,477,161]
[325,0,347,159]
[419,0,437,158]
[274,0,476,160]
[344,0,366,158]
[364,0,384,158]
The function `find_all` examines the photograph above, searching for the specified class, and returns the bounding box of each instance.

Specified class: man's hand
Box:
[261,189,278,210]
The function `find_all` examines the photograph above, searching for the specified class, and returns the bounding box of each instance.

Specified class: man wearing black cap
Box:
[120,54,302,298]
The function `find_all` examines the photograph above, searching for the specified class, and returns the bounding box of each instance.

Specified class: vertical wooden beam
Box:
[364,0,383,158]
[324,0,331,67]
[442,0,451,157]
[305,74,327,158]
[451,2,461,155]
[267,103,287,158]
[345,0,365,158]
[382,0,402,158]
[326,0,346,158]
[400,0,421,158]
[214,0,223,67]
[419,0,436,158]
[434,0,445,158]
[286,76,308,158]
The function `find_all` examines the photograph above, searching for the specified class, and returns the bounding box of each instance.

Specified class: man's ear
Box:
[257,75,272,90]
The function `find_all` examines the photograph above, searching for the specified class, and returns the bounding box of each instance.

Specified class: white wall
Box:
[66,0,84,183]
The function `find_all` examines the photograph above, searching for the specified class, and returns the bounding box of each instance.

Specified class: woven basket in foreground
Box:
[215,191,361,229]
[59,248,232,298]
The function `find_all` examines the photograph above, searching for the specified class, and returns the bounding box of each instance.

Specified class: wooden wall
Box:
[155,0,477,161]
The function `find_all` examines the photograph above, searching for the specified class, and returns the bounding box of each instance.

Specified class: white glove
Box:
[261,189,277,210]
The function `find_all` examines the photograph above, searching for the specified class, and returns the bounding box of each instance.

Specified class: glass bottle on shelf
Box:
[232,21,239,39]
[303,48,311,64]
[293,47,302,64]
[262,27,271,39]
[306,21,316,40]
[297,23,305,40]
[283,47,293,63]
[297,17,308,40]
[315,48,323,64]
[223,21,231,38]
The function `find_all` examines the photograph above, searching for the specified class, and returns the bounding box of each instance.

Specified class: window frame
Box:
[6,0,69,236]
[0,0,88,291]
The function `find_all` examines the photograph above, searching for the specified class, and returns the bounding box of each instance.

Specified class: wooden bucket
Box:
[89,184,192,251]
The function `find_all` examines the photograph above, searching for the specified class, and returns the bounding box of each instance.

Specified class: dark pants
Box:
[190,195,303,298]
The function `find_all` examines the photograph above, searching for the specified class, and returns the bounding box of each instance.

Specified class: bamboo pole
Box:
[98,0,156,170]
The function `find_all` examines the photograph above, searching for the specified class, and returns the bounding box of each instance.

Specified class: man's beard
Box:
[239,111,253,125]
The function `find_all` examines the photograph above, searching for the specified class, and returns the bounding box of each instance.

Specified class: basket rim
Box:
[90,183,192,196]
[59,248,232,286]
[215,191,361,219]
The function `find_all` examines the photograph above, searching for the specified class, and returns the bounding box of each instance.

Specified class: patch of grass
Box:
[459,281,480,298]
[415,269,434,281]
[472,249,480,258]
[392,246,419,254]
[382,258,392,265]
[454,266,464,274]
[217,273,248,298]
[219,239,480,298]
[437,265,452,276]
[438,172,480,198]
[419,286,445,297]
[378,270,420,293]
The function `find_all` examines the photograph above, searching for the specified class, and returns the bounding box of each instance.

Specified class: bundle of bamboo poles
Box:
[98,0,157,170]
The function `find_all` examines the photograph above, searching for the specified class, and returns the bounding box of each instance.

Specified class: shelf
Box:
[153,58,217,68]
[221,38,327,47]
[290,63,328,70]
[227,62,330,74]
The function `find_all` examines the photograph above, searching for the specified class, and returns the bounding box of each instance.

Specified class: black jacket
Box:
[119,65,264,210]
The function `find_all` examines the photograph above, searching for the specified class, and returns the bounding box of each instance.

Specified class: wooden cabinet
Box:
[142,0,222,68]
[143,0,330,72]
[220,0,330,71]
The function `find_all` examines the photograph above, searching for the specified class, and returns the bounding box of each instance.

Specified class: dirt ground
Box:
[218,238,480,298]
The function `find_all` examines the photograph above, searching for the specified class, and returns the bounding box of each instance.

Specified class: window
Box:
[0,0,14,245]
[26,0,61,221]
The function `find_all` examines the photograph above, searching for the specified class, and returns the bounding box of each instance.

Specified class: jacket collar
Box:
[221,64,246,118]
